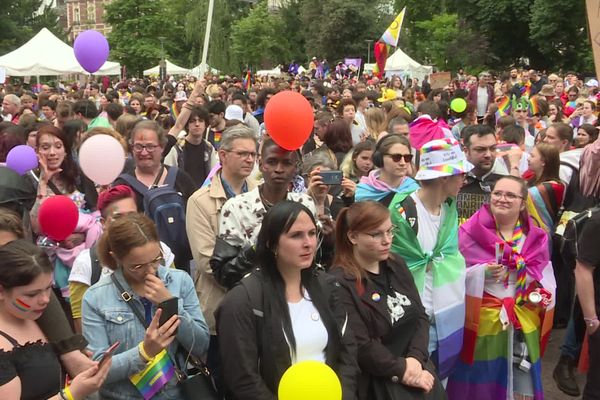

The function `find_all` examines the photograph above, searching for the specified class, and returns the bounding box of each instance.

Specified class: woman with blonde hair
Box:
[364,108,388,141]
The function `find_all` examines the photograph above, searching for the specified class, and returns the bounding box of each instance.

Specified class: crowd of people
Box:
[0,65,599,400]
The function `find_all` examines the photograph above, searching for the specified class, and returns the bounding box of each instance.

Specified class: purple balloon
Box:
[6,145,38,175]
[74,30,110,74]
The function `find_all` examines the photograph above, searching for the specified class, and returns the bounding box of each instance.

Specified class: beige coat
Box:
[185,171,257,334]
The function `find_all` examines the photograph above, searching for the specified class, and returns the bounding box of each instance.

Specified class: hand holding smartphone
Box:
[98,341,120,368]
[158,297,179,335]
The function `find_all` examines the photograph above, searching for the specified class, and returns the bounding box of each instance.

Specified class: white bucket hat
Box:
[414,138,474,180]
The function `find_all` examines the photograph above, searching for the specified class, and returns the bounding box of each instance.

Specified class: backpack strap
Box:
[164,166,179,188]
[89,244,101,286]
[118,173,150,195]
[175,144,185,171]
[400,194,419,236]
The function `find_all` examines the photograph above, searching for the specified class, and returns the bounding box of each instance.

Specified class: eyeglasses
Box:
[385,153,413,163]
[225,150,257,160]
[126,252,165,272]
[132,143,160,153]
[363,226,398,241]
[491,190,523,202]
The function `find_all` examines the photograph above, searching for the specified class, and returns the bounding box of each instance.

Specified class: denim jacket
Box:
[82,266,210,400]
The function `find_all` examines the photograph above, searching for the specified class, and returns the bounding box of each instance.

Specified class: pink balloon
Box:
[79,135,125,185]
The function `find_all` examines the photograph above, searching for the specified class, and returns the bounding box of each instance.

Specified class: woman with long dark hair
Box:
[216,201,358,400]
[330,201,445,400]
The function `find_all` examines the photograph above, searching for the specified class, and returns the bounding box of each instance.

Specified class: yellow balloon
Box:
[278,361,342,400]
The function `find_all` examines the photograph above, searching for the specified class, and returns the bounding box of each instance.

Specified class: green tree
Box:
[412,13,489,72]
[529,0,593,71]
[304,0,392,62]
[231,1,291,68]
[0,0,64,54]
[105,0,184,76]
[184,0,251,74]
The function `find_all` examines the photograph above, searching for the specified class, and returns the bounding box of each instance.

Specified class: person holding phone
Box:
[0,239,111,400]
[82,213,210,399]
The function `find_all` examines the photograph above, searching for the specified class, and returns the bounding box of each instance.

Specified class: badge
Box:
[311,313,320,321]
[371,292,381,302]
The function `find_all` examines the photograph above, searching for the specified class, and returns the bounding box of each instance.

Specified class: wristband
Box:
[63,386,75,400]
[584,317,599,327]
[58,389,68,400]
[138,342,154,362]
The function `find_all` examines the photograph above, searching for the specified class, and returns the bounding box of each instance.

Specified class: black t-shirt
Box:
[456,172,503,223]
[181,141,211,187]
[577,211,600,310]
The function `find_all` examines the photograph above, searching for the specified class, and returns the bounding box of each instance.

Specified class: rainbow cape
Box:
[526,181,565,234]
[129,349,175,400]
[389,190,466,379]
[446,206,555,400]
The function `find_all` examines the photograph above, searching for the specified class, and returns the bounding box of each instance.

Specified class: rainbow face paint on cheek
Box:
[12,298,31,312]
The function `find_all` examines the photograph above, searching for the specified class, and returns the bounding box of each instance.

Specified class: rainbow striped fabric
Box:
[389,190,466,379]
[526,182,565,234]
[170,103,179,120]
[447,205,555,400]
[495,95,512,119]
[129,349,175,400]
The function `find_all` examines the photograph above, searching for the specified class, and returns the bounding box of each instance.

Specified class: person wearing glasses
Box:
[388,138,470,381]
[447,176,555,400]
[355,134,418,203]
[330,201,446,400]
[82,213,210,400]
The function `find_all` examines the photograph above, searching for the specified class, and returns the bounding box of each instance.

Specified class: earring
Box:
[274,249,278,258]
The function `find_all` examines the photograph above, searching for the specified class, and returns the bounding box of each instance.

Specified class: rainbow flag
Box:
[380,7,406,47]
[495,95,511,119]
[170,103,179,120]
[529,96,540,116]
[520,81,532,98]
[243,70,251,91]
[373,41,388,79]
[129,350,175,400]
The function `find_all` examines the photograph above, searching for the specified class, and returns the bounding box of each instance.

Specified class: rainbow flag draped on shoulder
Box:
[446,205,555,400]
[389,190,466,379]
[526,181,565,235]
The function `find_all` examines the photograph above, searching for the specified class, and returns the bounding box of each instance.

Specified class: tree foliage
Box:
[231,1,291,68]
[0,0,64,55]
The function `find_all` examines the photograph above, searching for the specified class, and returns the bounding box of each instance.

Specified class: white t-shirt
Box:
[286,295,327,363]
[411,191,444,317]
[476,86,489,117]
[68,242,175,286]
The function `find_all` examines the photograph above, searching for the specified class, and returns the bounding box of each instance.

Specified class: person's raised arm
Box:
[168,78,206,139]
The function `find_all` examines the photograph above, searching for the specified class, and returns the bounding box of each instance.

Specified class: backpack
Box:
[118,166,191,265]
[561,204,600,262]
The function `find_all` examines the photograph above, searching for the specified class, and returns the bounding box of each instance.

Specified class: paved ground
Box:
[542,328,585,400]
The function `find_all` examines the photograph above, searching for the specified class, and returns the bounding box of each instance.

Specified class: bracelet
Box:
[138,342,154,362]
[58,388,68,400]
[63,386,75,400]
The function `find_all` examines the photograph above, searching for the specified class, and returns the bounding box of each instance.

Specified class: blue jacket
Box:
[82,266,210,399]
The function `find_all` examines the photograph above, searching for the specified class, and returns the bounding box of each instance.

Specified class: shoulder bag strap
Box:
[110,274,148,328]
[151,165,165,188]
[47,180,63,195]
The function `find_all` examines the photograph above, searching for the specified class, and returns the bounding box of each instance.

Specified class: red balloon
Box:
[264,91,314,150]
[38,196,79,241]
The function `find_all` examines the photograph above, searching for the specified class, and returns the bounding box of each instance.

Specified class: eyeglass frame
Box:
[362,226,398,241]
[223,149,257,160]
[131,143,161,153]
[124,250,165,272]
[490,190,524,202]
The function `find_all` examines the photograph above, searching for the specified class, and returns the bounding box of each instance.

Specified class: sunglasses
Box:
[385,153,413,163]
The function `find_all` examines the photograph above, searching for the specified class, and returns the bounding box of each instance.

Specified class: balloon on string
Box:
[74,30,110,74]
[450,98,467,114]
[264,91,313,150]
[38,196,79,241]
[5,145,38,175]
[278,361,342,400]
[79,134,125,185]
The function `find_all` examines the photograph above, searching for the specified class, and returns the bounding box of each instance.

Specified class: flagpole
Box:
[199,0,215,77]
[366,39,373,64]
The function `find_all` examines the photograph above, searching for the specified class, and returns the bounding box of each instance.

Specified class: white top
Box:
[286,295,327,363]
[411,191,444,317]
[476,86,489,117]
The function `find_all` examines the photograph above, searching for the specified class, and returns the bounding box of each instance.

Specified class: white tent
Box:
[143,60,191,76]
[0,28,121,76]
[385,48,433,82]
[190,63,219,76]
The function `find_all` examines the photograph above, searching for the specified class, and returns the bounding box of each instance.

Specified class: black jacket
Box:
[330,255,434,400]
[215,269,358,400]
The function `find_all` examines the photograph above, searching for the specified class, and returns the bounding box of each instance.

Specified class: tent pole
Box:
[199,0,215,78]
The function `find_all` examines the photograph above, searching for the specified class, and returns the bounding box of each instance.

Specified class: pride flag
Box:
[243,70,251,91]
[380,7,406,47]
[130,350,175,400]
[495,95,511,118]
[170,103,179,120]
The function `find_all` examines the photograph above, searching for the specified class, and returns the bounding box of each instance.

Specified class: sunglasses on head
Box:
[385,153,413,163]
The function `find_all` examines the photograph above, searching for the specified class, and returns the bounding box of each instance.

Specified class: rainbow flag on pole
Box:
[130,350,175,400]
[243,70,251,91]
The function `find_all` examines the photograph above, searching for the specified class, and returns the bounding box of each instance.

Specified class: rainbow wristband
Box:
[63,386,75,400]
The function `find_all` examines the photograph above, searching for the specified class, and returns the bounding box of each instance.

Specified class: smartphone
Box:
[318,170,343,185]
[98,341,120,368]
[158,297,179,334]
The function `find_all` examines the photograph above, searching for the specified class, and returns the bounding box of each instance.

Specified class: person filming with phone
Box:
[82,213,210,399]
